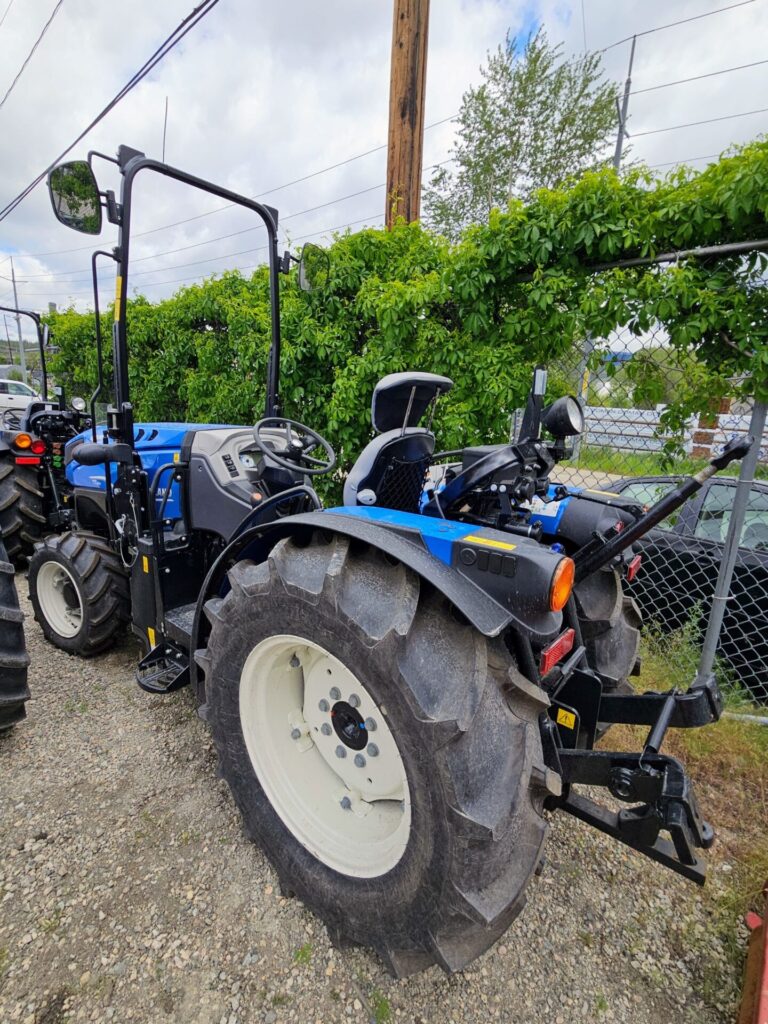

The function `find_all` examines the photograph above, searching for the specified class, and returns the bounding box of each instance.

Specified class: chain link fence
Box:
[534,324,768,707]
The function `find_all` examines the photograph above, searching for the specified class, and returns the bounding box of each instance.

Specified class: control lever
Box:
[72,442,133,466]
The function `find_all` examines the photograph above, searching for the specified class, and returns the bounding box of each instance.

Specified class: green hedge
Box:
[47,141,768,472]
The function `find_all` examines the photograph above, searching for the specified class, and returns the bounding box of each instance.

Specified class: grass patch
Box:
[564,444,768,481]
[370,989,392,1024]
[603,619,768,996]
[293,942,313,966]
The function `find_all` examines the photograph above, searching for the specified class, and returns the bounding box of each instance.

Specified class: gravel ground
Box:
[0,583,744,1024]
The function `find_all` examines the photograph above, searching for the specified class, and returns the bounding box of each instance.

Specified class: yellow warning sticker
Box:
[173,452,180,463]
[463,534,517,552]
[147,626,156,647]
[142,555,149,573]
[556,708,577,730]
[114,276,123,321]
[585,488,622,498]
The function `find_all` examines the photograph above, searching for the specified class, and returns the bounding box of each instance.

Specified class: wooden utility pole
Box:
[385,0,430,228]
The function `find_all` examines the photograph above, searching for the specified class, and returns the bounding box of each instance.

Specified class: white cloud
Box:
[0,0,765,313]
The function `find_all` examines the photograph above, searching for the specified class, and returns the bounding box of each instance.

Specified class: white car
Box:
[0,378,41,416]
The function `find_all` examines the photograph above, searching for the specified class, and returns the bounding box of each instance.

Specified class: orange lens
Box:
[550,557,575,612]
[13,433,32,449]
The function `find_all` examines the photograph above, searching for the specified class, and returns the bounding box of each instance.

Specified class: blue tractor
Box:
[29,146,751,976]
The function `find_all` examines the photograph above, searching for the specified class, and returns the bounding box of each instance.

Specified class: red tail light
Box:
[627,554,642,582]
[30,439,46,455]
[539,628,575,676]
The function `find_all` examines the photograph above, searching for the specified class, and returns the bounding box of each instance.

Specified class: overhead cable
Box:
[0,0,221,223]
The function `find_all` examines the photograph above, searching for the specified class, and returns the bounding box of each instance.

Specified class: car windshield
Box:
[616,478,680,528]
[694,482,768,551]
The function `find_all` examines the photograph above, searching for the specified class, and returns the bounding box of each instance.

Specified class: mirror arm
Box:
[103,190,122,227]
[280,250,299,274]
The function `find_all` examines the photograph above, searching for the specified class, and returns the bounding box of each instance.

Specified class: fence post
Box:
[694,398,768,686]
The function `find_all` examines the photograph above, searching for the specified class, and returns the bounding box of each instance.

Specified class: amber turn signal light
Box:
[13,433,32,449]
[550,557,575,612]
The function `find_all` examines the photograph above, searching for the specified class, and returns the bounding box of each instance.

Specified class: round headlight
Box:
[542,395,584,438]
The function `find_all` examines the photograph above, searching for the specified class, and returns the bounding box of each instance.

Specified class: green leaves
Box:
[43,139,768,478]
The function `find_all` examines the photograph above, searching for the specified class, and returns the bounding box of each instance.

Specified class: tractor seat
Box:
[343,372,453,512]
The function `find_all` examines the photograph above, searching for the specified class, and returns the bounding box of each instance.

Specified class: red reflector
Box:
[30,439,46,455]
[539,628,575,677]
[627,554,642,582]
[15,456,41,465]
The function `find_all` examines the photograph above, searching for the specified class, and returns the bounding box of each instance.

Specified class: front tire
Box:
[200,534,553,976]
[28,532,129,656]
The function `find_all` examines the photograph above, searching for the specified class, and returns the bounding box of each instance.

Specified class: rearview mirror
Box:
[42,324,51,348]
[298,244,329,293]
[48,161,102,235]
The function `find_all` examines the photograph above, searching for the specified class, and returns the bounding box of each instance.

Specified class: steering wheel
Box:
[252,417,336,476]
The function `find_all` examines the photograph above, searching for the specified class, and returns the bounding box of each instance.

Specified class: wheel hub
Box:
[331,701,367,751]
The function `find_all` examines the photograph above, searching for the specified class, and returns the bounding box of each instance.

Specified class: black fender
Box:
[189,509,566,703]
[0,436,13,455]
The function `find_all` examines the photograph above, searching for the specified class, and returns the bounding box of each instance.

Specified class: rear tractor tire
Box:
[28,532,129,656]
[574,566,642,692]
[199,533,556,976]
[0,534,30,730]
[0,455,44,564]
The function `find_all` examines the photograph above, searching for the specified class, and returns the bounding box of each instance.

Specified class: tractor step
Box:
[163,602,196,644]
[136,641,189,694]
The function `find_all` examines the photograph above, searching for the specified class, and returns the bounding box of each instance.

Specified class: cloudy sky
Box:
[0,0,766,335]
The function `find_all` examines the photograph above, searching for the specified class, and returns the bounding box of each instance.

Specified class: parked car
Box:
[601,474,768,701]
[0,378,41,418]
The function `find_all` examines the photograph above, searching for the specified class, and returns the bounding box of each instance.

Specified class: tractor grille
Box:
[376,456,429,513]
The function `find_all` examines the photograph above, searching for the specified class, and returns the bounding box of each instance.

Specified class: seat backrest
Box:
[371,372,453,433]
[342,428,435,511]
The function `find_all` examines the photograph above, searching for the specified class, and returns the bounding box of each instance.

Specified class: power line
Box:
[17,152,454,281]
[0,0,15,31]
[0,0,222,223]
[633,106,768,138]
[0,0,65,112]
[601,0,758,52]
[11,111,458,262]
[631,58,768,96]
[17,213,384,298]
[20,182,388,281]
[648,153,720,168]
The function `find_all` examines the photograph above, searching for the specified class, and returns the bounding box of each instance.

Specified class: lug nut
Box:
[335,746,347,759]
[318,698,330,712]
[329,686,341,700]
[340,796,352,810]
[354,754,366,768]
[290,728,301,740]
[367,743,379,757]
[348,693,361,708]
[364,717,377,732]
[321,723,332,736]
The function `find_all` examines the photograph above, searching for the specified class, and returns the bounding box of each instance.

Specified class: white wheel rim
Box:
[36,561,83,638]
[239,634,411,878]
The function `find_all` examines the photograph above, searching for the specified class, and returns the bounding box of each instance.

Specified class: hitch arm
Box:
[574,434,754,582]
[551,744,714,884]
